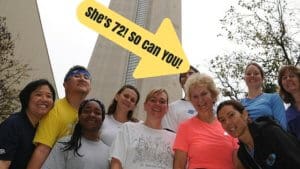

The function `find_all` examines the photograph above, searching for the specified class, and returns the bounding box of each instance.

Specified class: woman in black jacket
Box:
[216,100,300,169]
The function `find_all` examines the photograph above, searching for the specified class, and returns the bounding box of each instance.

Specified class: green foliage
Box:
[0,17,30,122]
[210,0,300,99]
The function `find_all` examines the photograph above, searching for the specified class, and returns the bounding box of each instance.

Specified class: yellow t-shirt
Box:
[33,98,77,148]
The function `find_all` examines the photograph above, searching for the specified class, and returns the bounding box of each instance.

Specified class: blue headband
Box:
[64,69,91,81]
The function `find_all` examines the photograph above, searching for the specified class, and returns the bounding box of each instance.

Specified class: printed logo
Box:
[187,109,195,115]
[265,153,276,166]
[0,148,6,155]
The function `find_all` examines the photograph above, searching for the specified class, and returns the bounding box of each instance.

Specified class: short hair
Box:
[216,100,245,117]
[184,73,219,101]
[19,79,56,113]
[64,65,90,82]
[278,65,300,104]
[144,88,169,104]
[179,65,199,82]
[245,62,264,79]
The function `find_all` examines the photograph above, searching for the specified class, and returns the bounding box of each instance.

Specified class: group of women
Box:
[217,64,300,169]
[0,63,299,169]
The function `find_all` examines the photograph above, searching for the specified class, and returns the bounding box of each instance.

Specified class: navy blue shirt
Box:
[286,105,300,140]
[0,112,36,169]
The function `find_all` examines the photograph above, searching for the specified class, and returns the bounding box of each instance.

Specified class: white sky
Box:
[36,0,264,97]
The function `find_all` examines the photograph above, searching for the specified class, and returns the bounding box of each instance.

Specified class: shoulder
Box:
[177,117,195,130]
[123,121,140,128]
[163,128,176,133]
[250,117,283,135]
[53,136,72,148]
[57,135,72,142]
[170,99,191,108]
[286,105,300,119]
[262,93,281,99]
[0,112,25,129]
[42,98,67,116]
[55,98,76,111]
[118,121,140,132]
[255,116,280,126]
[170,99,184,106]
[163,128,176,137]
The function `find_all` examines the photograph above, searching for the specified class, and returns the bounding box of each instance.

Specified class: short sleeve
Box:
[173,122,189,152]
[33,107,61,148]
[109,124,129,166]
[270,94,287,130]
[41,140,67,169]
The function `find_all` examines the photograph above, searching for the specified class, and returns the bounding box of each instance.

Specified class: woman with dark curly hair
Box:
[278,65,300,140]
[42,99,109,169]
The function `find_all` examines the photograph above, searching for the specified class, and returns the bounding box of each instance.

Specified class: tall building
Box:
[88,0,182,119]
[0,0,56,90]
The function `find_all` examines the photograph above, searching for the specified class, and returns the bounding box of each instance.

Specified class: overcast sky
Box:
[37,0,299,97]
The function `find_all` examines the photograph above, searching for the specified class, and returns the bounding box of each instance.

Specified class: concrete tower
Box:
[88,0,182,119]
[0,0,55,90]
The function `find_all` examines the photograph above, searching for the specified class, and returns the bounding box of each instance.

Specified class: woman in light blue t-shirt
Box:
[240,62,287,130]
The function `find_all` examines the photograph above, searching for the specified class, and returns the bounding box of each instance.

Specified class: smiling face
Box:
[27,85,54,119]
[281,70,300,94]
[217,105,248,138]
[244,64,264,89]
[115,88,138,113]
[180,68,198,88]
[64,71,91,95]
[79,100,103,132]
[189,85,215,113]
[144,90,168,120]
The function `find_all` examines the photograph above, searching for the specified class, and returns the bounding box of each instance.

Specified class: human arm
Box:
[232,149,246,169]
[109,124,129,169]
[40,140,67,169]
[0,160,11,169]
[110,157,122,169]
[270,94,287,130]
[173,150,187,169]
[26,144,51,169]
[27,104,63,169]
[173,121,190,169]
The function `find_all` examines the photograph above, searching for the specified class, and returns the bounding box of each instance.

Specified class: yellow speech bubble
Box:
[77,0,190,78]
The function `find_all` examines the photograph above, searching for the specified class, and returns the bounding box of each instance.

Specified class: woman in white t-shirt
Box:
[110,88,176,169]
[101,85,140,146]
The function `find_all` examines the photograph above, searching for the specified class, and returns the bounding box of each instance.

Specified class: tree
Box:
[0,17,30,121]
[210,0,300,99]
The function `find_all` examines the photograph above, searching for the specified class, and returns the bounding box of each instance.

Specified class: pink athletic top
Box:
[173,116,238,169]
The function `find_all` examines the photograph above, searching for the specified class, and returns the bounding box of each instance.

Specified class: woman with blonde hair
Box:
[173,73,238,169]
[110,88,175,169]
